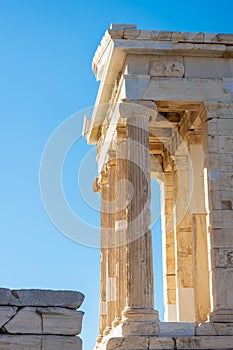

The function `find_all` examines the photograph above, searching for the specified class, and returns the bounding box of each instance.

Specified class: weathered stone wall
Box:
[0,288,84,350]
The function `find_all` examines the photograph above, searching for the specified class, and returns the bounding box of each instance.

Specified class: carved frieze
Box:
[149,57,184,77]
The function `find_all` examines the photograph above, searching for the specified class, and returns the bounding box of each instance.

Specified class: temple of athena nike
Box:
[83,24,233,349]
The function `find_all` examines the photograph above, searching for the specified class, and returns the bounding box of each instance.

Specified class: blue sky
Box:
[0,1,233,349]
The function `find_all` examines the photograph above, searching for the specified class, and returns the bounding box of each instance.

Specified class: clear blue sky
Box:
[0,1,232,349]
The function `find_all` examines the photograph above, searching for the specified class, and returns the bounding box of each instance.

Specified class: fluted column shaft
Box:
[114,102,159,333]
[99,170,109,337]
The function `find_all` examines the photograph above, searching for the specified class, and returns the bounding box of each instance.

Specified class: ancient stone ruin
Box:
[0,288,84,349]
[83,24,233,349]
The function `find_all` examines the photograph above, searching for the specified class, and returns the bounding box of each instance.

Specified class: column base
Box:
[114,307,160,336]
[209,309,233,323]
[196,321,233,335]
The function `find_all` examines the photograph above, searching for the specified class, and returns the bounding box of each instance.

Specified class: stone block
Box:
[110,24,137,30]
[0,288,19,306]
[125,55,151,75]
[218,136,233,153]
[172,32,204,42]
[119,321,160,336]
[214,34,233,44]
[210,228,233,248]
[0,306,17,328]
[172,42,226,54]
[213,248,233,268]
[151,31,172,41]
[206,119,218,136]
[209,172,233,192]
[149,337,175,349]
[211,209,233,230]
[195,322,217,335]
[106,337,149,350]
[184,57,233,79]
[9,289,84,309]
[196,322,233,335]
[4,307,42,334]
[218,119,233,135]
[39,307,84,335]
[159,322,194,336]
[123,29,140,40]
[4,306,84,335]
[211,268,233,311]
[137,31,155,40]
[42,335,82,350]
[204,33,219,42]
[0,335,82,350]
[175,336,233,349]
[205,102,233,119]
[0,335,41,350]
[140,78,232,102]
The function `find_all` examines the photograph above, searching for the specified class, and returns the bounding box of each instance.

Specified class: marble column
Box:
[105,156,117,331]
[97,156,118,341]
[113,101,159,337]
[114,125,127,327]
[98,168,110,340]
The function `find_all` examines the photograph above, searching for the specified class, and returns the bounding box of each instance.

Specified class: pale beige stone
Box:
[192,214,210,323]
[139,78,232,102]
[164,304,177,322]
[177,288,195,322]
